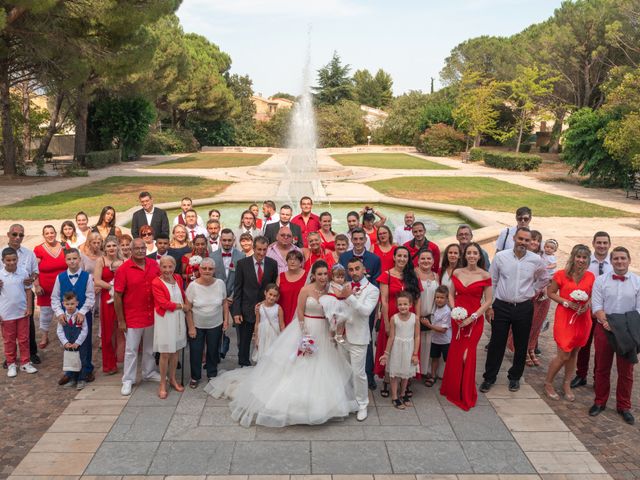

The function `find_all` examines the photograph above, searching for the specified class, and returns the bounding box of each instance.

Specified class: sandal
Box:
[189,379,199,389]
[405,385,413,398]
[424,377,436,387]
[380,382,390,398]
[170,381,185,393]
[526,351,534,367]
[392,398,405,410]
[530,352,541,366]
[402,395,413,407]
[563,383,575,402]
[544,383,560,400]
[158,389,168,399]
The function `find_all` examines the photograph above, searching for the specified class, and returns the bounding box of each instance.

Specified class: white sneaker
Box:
[20,363,38,374]
[144,371,162,382]
[7,363,17,378]
[356,407,368,422]
[121,381,133,396]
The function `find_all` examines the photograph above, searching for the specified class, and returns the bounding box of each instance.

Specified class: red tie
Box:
[612,274,626,281]
[190,230,195,240]
[257,261,263,283]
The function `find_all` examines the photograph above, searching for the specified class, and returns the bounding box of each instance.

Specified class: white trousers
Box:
[122,326,156,384]
[341,340,368,409]
[39,306,54,332]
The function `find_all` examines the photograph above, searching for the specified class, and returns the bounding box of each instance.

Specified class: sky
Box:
[176,0,564,98]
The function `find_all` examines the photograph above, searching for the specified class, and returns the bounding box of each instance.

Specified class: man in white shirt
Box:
[393,211,415,246]
[481,227,549,393]
[572,231,613,388]
[589,246,640,425]
[173,197,204,227]
[494,206,532,253]
[261,200,279,231]
[184,209,207,242]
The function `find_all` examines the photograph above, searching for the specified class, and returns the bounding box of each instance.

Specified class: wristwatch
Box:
[562,301,569,308]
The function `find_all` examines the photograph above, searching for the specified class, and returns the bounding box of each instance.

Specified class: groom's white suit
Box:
[342,275,379,419]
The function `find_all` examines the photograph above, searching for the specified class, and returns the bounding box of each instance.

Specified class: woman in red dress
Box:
[543,244,594,401]
[327,234,349,266]
[34,225,68,348]
[318,212,336,251]
[361,206,386,247]
[277,250,307,326]
[181,234,209,287]
[376,246,421,397]
[304,232,334,271]
[440,242,492,411]
[94,236,124,374]
[250,204,263,231]
[372,225,396,272]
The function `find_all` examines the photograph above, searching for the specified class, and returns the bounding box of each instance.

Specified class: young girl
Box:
[60,221,80,248]
[319,263,349,343]
[542,239,558,274]
[381,291,420,410]
[252,284,284,363]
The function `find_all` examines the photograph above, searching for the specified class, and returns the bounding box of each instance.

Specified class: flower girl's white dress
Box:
[251,303,280,363]
[205,296,358,427]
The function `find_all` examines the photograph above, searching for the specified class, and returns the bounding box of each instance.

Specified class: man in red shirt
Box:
[404,221,440,273]
[115,238,161,396]
[291,196,320,248]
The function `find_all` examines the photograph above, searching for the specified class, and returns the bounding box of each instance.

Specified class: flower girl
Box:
[252,284,284,363]
[381,291,420,410]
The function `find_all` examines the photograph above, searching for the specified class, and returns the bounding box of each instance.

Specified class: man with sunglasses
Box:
[1,225,41,366]
[495,207,532,253]
[266,226,301,274]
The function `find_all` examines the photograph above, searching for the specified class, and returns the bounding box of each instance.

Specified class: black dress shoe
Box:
[508,379,520,392]
[30,354,41,365]
[618,410,635,425]
[570,376,587,388]
[368,382,377,391]
[479,381,493,393]
[588,404,605,416]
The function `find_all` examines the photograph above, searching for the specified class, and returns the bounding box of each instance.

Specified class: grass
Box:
[331,153,454,170]
[0,176,231,220]
[367,176,633,218]
[150,152,271,169]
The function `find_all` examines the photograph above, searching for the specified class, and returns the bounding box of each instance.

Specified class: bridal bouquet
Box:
[297,335,317,357]
[568,289,589,325]
[451,307,469,340]
[189,255,203,267]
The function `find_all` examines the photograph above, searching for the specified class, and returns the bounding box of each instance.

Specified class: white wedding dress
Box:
[205,296,358,427]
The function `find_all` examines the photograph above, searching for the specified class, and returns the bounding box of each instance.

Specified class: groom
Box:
[340,257,380,421]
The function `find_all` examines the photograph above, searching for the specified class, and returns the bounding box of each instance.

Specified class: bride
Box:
[205,260,358,427]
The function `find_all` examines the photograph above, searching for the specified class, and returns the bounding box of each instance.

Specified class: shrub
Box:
[539,145,550,153]
[518,143,532,153]
[469,147,485,162]
[143,129,200,155]
[62,166,89,177]
[483,151,542,171]
[85,149,121,169]
[415,123,465,157]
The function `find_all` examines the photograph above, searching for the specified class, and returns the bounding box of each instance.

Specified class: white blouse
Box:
[185,279,227,329]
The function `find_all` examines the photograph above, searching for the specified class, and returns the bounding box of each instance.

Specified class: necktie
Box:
[404,226,412,231]
[598,262,604,276]
[351,281,361,288]
[612,274,626,281]
[221,252,232,257]
[257,261,264,283]
[190,230,195,240]
[69,273,79,279]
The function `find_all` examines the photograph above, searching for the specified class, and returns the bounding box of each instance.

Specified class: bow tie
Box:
[221,252,232,257]
[613,274,627,281]
[68,273,79,279]
[265,216,271,221]
[404,226,412,231]
[209,239,218,244]
[351,281,361,288]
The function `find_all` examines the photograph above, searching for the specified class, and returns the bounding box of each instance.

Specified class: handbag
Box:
[63,349,81,372]
[219,333,230,359]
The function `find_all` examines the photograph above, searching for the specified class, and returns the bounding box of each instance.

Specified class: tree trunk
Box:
[0,59,17,175]
[73,84,89,166]
[473,132,480,148]
[515,120,524,155]
[549,109,566,154]
[33,93,65,163]
[21,82,30,163]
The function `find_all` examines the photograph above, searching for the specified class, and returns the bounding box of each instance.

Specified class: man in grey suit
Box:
[211,229,244,302]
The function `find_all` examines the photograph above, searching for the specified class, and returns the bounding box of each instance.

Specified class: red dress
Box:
[440,275,491,411]
[553,269,595,352]
[34,244,67,307]
[365,228,378,246]
[278,271,307,326]
[374,271,416,378]
[319,231,335,251]
[100,265,125,372]
[373,244,396,273]
[305,249,333,272]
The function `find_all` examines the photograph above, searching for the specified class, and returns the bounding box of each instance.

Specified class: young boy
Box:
[428,285,452,384]
[57,291,89,389]
[51,248,95,385]
[0,247,36,377]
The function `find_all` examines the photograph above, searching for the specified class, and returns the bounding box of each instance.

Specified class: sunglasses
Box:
[141,233,153,237]
[516,216,531,222]
[10,232,25,238]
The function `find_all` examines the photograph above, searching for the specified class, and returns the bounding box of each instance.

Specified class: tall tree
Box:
[314,51,353,105]
[353,68,393,108]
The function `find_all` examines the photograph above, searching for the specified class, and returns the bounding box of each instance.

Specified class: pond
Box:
[162,203,473,240]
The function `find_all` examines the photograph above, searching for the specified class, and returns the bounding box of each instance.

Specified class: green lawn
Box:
[367,176,633,217]
[0,176,231,220]
[150,152,271,169]
[331,153,454,170]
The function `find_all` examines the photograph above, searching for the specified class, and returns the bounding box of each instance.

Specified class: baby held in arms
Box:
[319,263,349,344]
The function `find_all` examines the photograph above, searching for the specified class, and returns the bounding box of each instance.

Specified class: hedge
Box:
[85,149,121,169]
[415,123,465,157]
[143,129,200,155]
[469,147,485,162]
[483,151,542,171]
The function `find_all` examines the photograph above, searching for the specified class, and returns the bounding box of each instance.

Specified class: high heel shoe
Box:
[563,383,575,402]
[544,383,560,400]
[380,382,390,398]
